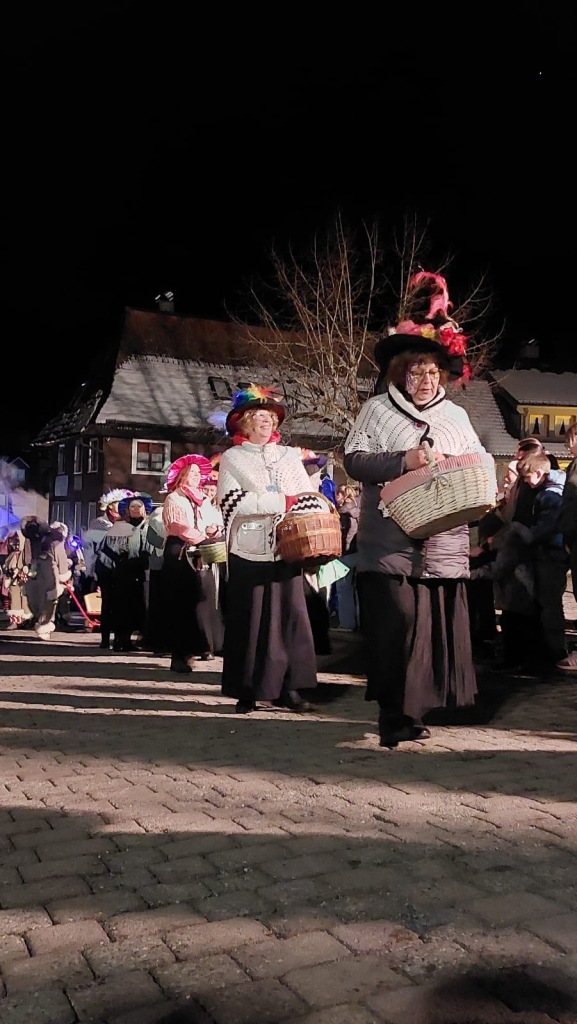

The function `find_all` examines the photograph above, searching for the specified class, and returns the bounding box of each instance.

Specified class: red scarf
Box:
[180,485,205,507]
[232,431,281,446]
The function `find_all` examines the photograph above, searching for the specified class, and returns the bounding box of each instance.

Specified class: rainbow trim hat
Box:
[226,383,286,436]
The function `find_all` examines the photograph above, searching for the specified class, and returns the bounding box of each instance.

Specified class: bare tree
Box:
[231,215,385,439]
[233,213,504,443]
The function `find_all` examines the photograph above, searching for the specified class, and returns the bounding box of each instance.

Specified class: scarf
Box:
[180,485,205,507]
[232,431,281,446]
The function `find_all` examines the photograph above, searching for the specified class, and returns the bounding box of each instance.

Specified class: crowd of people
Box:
[1,274,576,746]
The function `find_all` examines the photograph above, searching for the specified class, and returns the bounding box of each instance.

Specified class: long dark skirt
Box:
[163,537,224,660]
[222,554,318,702]
[144,568,171,653]
[357,572,477,724]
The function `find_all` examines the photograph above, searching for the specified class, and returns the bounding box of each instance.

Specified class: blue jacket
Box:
[529,469,567,559]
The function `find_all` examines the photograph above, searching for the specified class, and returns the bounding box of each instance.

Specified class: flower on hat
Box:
[389,271,470,382]
[99,488,135,510]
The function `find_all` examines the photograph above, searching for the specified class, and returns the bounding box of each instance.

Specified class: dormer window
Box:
[208,376,232,400]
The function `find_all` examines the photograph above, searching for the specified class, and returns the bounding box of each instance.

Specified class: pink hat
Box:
[166,454,213,492]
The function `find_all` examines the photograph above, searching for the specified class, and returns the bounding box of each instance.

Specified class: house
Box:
[31,305,523,535]
[489,369,577,469]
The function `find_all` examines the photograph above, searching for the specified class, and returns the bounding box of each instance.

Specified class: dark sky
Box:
[5,9,575,448]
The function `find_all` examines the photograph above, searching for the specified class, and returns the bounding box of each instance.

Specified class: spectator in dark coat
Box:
[557,423,577,672]
[517,450,568,668]
[470,522,538,671]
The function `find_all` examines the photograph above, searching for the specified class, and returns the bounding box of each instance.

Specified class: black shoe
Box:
[235,700,256,714]
[273,690,315,712]
[170,658,193,674]
[199,652,215,661]
[379,724,431,748]
[99,640,111,650]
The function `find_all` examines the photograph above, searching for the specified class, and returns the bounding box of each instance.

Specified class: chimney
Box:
[518,338,539,366]
[155,291,175,313]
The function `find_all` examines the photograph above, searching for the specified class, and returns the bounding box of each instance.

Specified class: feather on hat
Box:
[374,271,470,388]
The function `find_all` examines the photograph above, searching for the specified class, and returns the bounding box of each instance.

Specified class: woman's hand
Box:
[205,525,219,538]
[405,447,446,470]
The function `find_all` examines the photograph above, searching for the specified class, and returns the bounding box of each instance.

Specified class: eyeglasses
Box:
[407,369,441,383]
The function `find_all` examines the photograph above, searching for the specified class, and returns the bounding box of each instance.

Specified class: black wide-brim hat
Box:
[374,333,465,382]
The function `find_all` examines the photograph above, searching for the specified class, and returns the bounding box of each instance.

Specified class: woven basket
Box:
[276,492,342,568]
[379,450,497,540]
[198,541,227,565]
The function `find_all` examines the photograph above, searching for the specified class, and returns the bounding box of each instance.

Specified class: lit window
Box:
[87,438,99,473]
[51,502,69,526]
[74,503,82,536]
[132,439,171,474]
[73,441,82,474]
[526,413,548,438]
[554,415,575,437]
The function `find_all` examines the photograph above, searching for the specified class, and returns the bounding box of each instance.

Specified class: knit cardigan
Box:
[217,441,325,562]
[162,491,223,545]
[343,385,491,579]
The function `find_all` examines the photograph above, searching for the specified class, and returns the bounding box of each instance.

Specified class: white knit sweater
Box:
[217,441,325,561]
[345,384,487,458]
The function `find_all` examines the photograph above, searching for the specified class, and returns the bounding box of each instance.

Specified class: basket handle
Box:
[423,443,443,477]
[290,490,338,514]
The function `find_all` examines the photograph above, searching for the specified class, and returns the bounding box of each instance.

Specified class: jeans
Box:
[334,551,358,629]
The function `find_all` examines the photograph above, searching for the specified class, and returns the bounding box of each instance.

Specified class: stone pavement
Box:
[0,625,576,1024]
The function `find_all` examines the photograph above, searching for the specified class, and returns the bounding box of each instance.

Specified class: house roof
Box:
[31,307,373,447]
[118,308,272,365]
[490,368,577,405]
[449,379,518,458]
[94,356,341,444]
[30,307,550,460]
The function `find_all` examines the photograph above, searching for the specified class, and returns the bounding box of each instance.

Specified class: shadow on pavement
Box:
[0,697,576,800]
[0,806,575,1022]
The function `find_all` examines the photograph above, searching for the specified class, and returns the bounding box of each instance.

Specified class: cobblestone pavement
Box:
[0,624,576,1024]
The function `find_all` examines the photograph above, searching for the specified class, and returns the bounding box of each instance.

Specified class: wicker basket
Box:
[276,492,342,568]
[379,450,497,540]
[198,541,227,565]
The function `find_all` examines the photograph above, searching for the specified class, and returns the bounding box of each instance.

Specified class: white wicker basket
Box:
[379,450,497,540]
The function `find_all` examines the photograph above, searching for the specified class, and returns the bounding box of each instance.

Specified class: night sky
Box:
[5,9,575,451]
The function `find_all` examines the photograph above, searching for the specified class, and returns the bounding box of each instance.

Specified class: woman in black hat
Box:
[217,385,326,713]
[344,272,492,748]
